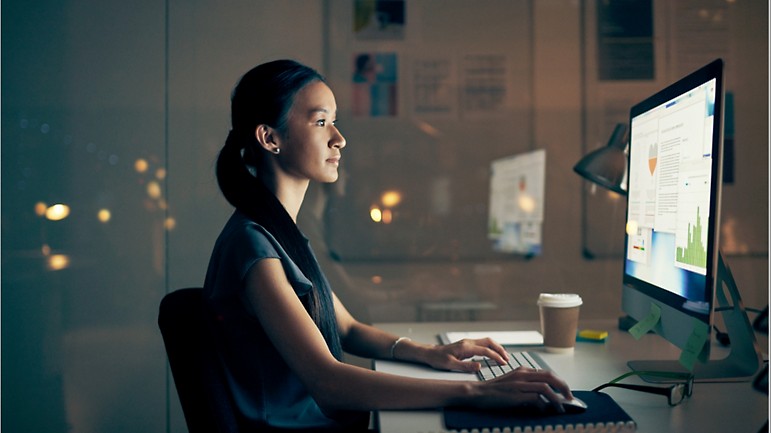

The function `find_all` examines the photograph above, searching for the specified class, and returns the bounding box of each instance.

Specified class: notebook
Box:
[443,390,636,432]
[438,330,544,346]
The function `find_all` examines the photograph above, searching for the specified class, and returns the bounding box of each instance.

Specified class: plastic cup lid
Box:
[537,293,583,308]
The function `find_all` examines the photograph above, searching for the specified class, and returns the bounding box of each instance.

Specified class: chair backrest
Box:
[158,288,239,433]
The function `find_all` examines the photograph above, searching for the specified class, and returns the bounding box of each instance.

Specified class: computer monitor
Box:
[621,58,762,382]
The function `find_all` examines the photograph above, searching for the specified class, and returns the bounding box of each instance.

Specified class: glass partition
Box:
[2,1,766,432]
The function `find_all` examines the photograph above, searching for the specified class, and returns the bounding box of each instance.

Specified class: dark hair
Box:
[216,60,343,360]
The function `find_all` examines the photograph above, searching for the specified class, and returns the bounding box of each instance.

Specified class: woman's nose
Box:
[331,128,346,149]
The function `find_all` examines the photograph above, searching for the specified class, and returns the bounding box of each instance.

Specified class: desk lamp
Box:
[574,123,633,329]
[573,123,628,195]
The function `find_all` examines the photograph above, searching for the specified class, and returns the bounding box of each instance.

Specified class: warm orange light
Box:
[45,204,70,221]
[135,159,149,173]
[371,275,383,284]
[517,194,536,213]
[155,168,167,180]
[47,254,70,271]
[97,209,111,223]
[147,181,162,199]
[381,190,402,207]
[415,121,441,137]
[34,202,47,216]
[382,209,393,224]
[164,217,176,231]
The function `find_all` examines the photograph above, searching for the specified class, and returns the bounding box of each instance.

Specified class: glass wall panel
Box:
[2,2,167,432]
[1,1,766,432]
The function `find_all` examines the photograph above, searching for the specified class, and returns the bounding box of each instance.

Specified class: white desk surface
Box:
[373,319,768,433]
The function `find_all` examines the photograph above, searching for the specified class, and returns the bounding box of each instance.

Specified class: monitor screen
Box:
[621,59,762,382]
[622,59,724,351]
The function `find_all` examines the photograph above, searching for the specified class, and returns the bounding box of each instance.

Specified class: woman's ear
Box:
[254,124,281,154]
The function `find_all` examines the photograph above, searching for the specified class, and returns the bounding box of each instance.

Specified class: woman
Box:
[204,59,573,431]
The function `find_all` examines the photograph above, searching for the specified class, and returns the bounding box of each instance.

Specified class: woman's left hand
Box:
[423,338,509,372]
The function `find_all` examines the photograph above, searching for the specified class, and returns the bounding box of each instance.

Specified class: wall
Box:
[2,1,767,432]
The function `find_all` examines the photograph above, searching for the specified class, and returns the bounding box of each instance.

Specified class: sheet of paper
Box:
[488,149,546,255]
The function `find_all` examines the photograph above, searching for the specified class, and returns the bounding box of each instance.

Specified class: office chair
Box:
[159,288,373,433]
[158,287,240,433]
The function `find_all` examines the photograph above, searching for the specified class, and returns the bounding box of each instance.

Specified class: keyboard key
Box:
[476,351,544,381]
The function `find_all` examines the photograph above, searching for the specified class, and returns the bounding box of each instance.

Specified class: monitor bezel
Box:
[622,58,725,329]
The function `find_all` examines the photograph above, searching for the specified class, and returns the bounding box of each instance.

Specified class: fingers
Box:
[491,367,574,407]
[453,359,481,372]
[453,338,509,364]
[479,338,509,363]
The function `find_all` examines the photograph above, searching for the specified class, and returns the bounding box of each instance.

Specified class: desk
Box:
[373,319,768,433]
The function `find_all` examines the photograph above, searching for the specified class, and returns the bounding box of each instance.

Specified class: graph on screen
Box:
[676,206,707,269]
[675,164,711,274]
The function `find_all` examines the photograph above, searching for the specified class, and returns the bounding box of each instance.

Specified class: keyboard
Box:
[474,351,547,381]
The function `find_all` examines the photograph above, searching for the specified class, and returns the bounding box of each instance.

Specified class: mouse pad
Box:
[443,391,636,432]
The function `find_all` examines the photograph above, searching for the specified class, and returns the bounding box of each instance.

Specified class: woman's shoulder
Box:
[223,210,278,243]
[216,210,313,294]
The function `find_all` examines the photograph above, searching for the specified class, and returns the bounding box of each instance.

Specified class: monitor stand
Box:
[628,252,764,383]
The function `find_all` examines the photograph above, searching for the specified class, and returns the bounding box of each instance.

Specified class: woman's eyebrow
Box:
[307,107,337,117]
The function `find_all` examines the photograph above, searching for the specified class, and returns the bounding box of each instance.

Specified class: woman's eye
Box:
[316,119,326,126]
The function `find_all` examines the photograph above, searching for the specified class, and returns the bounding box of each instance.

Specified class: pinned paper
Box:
[628,303,661,340]
[678,319,710,371]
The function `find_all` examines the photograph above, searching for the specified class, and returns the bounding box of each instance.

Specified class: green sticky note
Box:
[679,319,710,371]
[628,303,661,340]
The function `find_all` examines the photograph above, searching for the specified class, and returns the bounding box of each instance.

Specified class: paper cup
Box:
[537,293,582,353]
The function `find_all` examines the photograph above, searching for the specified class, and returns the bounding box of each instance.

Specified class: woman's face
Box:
[275,80,346,184]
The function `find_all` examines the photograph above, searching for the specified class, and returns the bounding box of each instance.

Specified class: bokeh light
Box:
[626,219,638,236]
[147,181,162,199]
[34,202,47,216]
[164,217,176,231]
[45,204,70,221]
[370,207,382,223]
[382,209,393,224]
[97,209,111,223]
[47,254,70,271]
[134,159,149,173]
[381,190,402,207]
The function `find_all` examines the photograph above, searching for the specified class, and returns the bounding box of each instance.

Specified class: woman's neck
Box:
[260,171,309,222]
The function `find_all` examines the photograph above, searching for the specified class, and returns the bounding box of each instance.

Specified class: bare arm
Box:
[242,258,573,413]
[333,292,512,373]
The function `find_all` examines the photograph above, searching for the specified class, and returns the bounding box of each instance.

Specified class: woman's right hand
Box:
[471,367,574,411]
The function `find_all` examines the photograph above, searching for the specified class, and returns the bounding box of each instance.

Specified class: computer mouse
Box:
[539,394,588,414]
[559,396,588,414]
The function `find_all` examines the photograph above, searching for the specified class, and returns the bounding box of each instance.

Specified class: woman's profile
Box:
[204,59,573,431]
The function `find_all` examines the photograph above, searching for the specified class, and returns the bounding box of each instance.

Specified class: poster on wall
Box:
[596,0,654,80]
[353,0,405,40]
[461,54,510,118]
[352,52,398,117]
[412,57,457,117]
[488,149,545,256]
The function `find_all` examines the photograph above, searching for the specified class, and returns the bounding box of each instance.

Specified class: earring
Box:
[272,148,280,155]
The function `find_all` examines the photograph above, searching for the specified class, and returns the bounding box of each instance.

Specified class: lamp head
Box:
[573,123,629,195]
